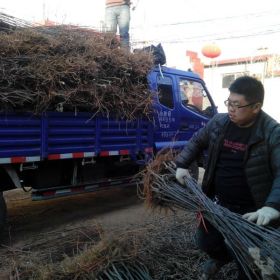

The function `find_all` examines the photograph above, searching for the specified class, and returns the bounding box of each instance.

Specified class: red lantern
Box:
[201,43,221,58]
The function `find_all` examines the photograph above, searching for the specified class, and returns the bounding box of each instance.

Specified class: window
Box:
[157,76,174,109]
[179,78,213,117]
[222,72,249,88]
[222,74,235,88]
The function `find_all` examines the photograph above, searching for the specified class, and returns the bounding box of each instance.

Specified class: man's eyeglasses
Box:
[224,99,256,109]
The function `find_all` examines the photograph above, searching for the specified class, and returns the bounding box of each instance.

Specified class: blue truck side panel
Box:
[47,113,96,156]
[0,113,41,158]
[0,112,153,160]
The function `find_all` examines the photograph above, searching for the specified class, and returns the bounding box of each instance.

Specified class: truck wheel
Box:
[0,192,7,234]
[188,161,199,181]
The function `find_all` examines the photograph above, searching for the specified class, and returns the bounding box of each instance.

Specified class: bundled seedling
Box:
[142,149,280,280]
[0,14,154,120]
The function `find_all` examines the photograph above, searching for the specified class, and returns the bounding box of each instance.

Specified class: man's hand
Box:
[175,168,191,185]
[242,206,280,226]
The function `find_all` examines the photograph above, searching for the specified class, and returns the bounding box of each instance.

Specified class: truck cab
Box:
[149,66,217,151]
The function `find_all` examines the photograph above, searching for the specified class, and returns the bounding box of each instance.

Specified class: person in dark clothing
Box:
[175,76,280,279]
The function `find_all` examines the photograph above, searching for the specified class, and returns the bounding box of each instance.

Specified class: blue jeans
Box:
[105,4,130,48]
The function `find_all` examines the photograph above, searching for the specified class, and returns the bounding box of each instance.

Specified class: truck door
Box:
[177,77,216,143]
[150,72,179,151]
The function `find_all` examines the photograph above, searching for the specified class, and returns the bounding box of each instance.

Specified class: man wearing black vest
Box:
[175,76,280,279]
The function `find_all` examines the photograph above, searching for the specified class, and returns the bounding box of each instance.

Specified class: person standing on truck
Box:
[174,75,280,280]
[105,0,139,49]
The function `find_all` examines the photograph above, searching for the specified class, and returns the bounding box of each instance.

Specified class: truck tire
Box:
[0,192,7,234]
[188,161,199,181]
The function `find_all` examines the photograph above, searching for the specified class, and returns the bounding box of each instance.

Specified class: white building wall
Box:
[263,78,280,122]
[204,62,280,122]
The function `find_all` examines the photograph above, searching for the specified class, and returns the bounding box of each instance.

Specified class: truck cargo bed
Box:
[0,112,153,164]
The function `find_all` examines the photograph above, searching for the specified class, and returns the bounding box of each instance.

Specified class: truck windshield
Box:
[179,79,213,117]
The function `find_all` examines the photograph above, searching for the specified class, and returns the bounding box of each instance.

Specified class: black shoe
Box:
[200,259,226,280]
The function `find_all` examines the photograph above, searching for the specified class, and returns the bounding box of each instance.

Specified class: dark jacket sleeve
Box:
[175,114,221,168]
[265,125,280,210]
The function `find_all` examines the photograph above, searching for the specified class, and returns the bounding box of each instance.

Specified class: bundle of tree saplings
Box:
[0,21,154,119]
[6,214,238,280]
[142,149,280,280]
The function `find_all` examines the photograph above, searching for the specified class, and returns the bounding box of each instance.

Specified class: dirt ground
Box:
[0,170,238,279]
[4,169,204,245]
[1,185,162,248]
[0,186,182,270]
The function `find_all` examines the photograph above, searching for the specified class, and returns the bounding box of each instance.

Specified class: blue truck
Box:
[0,65,217,232]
